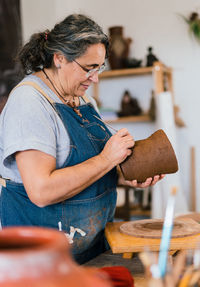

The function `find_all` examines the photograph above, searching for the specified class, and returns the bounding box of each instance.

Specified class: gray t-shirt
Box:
[0,75,98,183]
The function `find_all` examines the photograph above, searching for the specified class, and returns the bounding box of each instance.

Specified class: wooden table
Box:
[105,221,200,258]
[84,250,147,287]
[85,218,200,286]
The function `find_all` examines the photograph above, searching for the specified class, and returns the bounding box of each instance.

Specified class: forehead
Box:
[78,43,106,63]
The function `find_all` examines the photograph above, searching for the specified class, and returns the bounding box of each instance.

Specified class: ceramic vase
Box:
[108,26,131,70]
[0,227,111,287]
[120,129,178,182]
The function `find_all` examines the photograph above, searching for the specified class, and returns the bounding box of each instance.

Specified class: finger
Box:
[125,140,134,149]
[151,175,160,185]
[135,177,152,188]
[160,174,165,179]
[116,128,130,137]
[126,179,137,187]
[151,174,165,185]
[127,149,133,156]
[142,177,153,187]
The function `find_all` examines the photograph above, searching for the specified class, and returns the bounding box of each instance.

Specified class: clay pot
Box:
[120,129,178,182]
[108,26,132,70]
[0,227,111,287]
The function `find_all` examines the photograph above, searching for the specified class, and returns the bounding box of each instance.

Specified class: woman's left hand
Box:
[118,174,165,188]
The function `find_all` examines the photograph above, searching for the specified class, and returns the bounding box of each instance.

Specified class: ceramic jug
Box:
[108,26,132,70]
[120,129,178,182]
[0,227,111,287]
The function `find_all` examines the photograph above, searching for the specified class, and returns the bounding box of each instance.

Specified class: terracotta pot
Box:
[0,227,111,287]
[120,129,178,182]
[108,26,132,70]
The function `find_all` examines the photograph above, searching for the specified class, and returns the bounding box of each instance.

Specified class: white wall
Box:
[20,0,200,211]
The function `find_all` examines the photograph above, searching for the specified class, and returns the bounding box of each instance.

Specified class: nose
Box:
[88,71,99,83]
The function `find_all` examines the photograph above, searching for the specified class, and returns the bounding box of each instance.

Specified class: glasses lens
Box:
[98,64,105,74]
[86,64,106,77]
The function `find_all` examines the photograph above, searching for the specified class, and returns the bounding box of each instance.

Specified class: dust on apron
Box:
[0,82,117,264]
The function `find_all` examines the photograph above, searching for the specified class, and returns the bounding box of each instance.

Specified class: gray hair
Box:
[17,14,109,75]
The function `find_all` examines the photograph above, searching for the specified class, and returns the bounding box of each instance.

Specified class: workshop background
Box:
[2,0,200,216]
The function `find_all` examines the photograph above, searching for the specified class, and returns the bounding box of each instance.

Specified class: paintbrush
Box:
[158,186,178,278]
[187,245,200,286]
[178,265,193,287]
[172,250,187,285]
[93,114,118,133]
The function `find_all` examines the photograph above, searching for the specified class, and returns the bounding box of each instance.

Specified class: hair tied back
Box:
[44,30,49,41]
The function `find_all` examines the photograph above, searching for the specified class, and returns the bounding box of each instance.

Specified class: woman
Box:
[0,14,163,264]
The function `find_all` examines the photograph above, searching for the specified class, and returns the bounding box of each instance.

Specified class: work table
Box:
[84,250,146,287]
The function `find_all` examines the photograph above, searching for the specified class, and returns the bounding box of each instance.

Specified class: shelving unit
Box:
[93,61,174,124]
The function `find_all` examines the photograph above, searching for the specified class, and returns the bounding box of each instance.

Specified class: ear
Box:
[53,53,66,69]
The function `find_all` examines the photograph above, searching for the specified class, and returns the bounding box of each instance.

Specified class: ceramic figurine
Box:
[117,90,142,117]
[146,46,159,67]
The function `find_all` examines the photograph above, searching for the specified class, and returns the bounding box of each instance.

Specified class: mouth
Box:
[81,84,90,90]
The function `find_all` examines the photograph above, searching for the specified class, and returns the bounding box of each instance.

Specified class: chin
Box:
[76,90,86,97]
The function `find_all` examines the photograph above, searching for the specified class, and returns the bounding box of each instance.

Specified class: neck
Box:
[42,69,67,101]
[40,68,82,116]
[42,68,79,108]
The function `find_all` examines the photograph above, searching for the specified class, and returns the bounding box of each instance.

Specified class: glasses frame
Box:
[73,60,105,77]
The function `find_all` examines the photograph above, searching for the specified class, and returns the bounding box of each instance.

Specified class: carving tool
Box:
[93,114,118,133]
[158,186,177,277]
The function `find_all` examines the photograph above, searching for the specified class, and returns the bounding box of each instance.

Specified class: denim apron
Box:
[0,82,117,264]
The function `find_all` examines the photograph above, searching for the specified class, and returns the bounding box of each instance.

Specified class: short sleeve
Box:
[1,85,58,168]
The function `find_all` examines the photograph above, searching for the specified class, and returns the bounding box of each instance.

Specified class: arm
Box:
[16,128,134,207]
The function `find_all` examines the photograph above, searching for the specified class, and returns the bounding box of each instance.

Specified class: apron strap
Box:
[15,81,91,106]
[82,95,91,104]
[0,177,6,187]
[15,81,56,108]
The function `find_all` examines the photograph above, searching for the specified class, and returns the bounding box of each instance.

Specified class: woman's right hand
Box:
[100,128,134,167]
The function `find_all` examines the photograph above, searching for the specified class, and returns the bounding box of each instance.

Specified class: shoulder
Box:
[6,76,58,116]
[1,78,59,135]
[10,74,62,104]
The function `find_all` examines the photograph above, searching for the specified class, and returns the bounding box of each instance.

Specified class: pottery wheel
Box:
[119,219,200,238]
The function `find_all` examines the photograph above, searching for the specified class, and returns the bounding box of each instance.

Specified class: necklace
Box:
[42,69,82,117]
[42,68,70,104]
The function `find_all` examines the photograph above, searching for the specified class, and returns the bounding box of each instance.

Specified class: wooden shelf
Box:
[105,114,152,124]
[99,63,172,79]
[99,67,153,79]
[93,61,174,125]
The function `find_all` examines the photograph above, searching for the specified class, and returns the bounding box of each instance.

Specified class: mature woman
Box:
[0,14,163,264]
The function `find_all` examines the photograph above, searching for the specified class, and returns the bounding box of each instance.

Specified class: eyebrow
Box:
[85,62,105,68]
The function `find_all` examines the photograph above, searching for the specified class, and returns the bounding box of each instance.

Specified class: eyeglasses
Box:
[73,60,105,77]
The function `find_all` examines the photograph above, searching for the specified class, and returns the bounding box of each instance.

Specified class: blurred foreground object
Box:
[0,227,112,287]
[100,266,134,287]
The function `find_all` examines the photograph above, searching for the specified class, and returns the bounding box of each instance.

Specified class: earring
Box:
[56,64,61,69]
